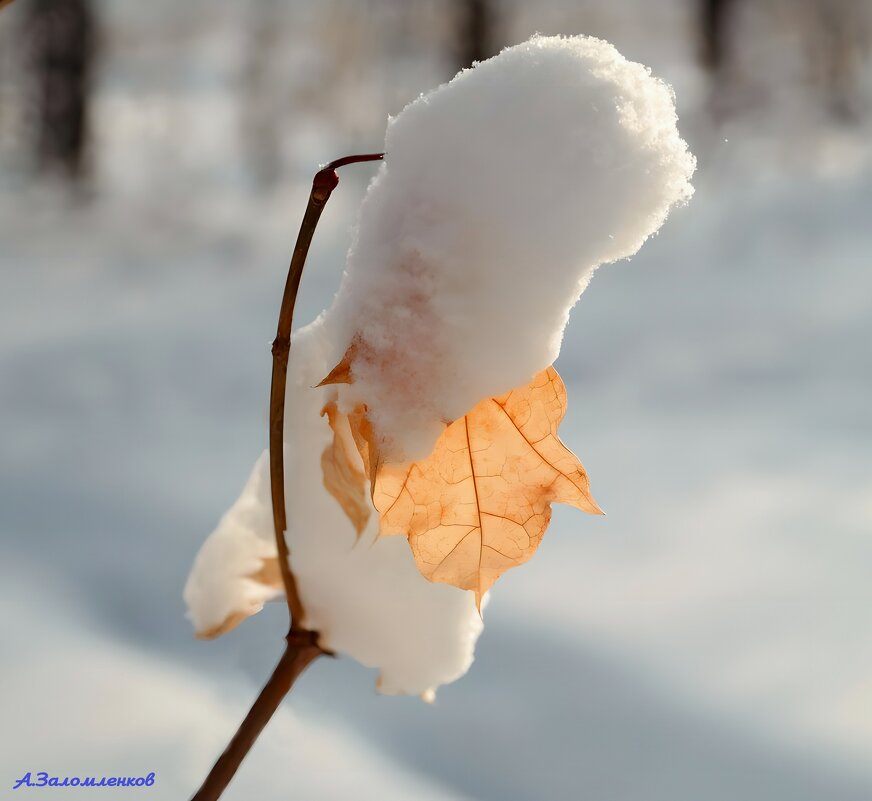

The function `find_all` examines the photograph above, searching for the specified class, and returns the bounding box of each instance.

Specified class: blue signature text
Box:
[13,772,155,790]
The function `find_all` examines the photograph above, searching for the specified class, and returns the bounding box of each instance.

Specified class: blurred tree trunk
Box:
[809,0,868,123]
[21,0,94,178]
[699,0,737,73]
[454,0,496,71]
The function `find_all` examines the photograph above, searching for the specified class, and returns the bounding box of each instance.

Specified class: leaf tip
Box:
[193,611,247,640]
[317,342,358,387]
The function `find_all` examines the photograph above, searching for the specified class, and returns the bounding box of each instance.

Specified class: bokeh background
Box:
[2,1,872,798]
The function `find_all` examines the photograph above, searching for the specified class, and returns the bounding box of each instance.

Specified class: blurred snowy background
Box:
[2,0,872,798]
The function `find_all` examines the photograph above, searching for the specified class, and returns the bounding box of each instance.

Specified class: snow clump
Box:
[328,34,696,461]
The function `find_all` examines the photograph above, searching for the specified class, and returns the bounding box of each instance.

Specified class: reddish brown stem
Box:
[269,152,384,629]
[190,634,321,801]
[190,153,383,801]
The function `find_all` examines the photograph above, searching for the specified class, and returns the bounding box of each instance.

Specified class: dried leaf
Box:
[317,341,358,387]
[347,404,384,494]
[323,366,602,607]
[320,401,371,536]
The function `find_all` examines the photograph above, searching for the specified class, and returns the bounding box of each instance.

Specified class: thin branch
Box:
[190,153,383,801]
[269,152,383,628]
[190,633,321,801]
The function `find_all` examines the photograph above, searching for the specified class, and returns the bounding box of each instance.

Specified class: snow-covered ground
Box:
[2,1,872,799]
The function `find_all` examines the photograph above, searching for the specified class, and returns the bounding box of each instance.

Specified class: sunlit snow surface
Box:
[2,1,872,799]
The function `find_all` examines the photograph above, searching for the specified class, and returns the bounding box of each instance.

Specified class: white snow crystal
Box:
[186,34,694,695]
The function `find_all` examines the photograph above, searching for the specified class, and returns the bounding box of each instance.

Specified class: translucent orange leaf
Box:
[320,401,371,536]
[321,365,602,607]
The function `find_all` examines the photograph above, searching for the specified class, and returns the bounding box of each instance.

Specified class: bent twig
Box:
[190,153,384,801]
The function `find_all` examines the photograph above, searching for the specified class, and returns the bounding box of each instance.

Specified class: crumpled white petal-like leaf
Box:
[183,453,283,639]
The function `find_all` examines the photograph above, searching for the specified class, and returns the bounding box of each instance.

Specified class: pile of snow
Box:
[328,34,695,461]
[186,34,694,695]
